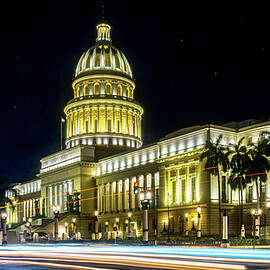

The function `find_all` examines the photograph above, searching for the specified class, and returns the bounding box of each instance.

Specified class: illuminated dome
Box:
[64,21,144,158]
[75,22,133,79]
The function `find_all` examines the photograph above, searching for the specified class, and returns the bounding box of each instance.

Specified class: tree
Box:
[200,134,230,238]
[246,133,270,210]
[227,137,251,234]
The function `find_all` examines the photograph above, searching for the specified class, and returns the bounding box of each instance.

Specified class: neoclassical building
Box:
[5,21,270,241]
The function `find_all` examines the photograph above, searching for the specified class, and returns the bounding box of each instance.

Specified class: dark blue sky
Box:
[4,1,270,181]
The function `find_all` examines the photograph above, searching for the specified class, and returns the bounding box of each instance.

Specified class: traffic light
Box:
[134,181,139,194]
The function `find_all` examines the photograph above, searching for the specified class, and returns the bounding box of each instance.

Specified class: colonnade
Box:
[97,172,160,214]
[73,80,134,100]
[46,180,73,217]
[23,198,44,219]
[165,164,200,206]
[66,105,142,139]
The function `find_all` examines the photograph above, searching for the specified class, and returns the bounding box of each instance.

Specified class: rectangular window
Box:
[154,172,159,188]
[139,175,144,188]
[172,180,177,204]
[191,176,196,202]
[181,177,186,203]
[247,185,253,203]
[147,174,152,189]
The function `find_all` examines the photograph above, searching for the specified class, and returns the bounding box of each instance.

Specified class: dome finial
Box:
[102,4,105,21]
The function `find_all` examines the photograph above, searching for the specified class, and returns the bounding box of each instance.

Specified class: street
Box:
[0,243,270,270]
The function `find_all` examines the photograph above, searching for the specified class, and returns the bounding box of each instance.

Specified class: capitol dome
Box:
[74,22,133,79]
[64,20,143,157]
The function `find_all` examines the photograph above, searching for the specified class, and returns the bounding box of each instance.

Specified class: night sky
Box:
[6,1,270,182]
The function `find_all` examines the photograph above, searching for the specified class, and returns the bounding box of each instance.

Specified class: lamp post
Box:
[116,217,119,240]
[185,213,189,237]
[52,205,60,241]
[128,212,131,240]
[1,212,7,245]
[28,217,32,242]
[221,209,229,248]
[105,221,108,240]
[167,192,171,243]
[252,208,262,245]
[140,191,151,243]
[72,218,76,240]
[95,211,98,240]
[197,206,201,238]
[65,222,68,240]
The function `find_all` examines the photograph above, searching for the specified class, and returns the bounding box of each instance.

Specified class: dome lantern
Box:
[96,22,111,43]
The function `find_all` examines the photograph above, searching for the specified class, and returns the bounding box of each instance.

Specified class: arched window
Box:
[106,83,112,95]
[117,85,122,96]
[94,83,100,95]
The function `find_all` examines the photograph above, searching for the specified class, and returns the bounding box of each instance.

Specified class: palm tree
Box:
[200,134,230,238]
[246,133,270,210]
[227,137,251,234]
[0,175,18,211]
[260,131,270,157]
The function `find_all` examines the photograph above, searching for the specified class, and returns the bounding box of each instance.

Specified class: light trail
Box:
[1,244,270,269]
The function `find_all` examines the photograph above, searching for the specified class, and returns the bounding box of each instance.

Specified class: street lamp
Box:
[52,205,60,241]
[221,209,229,248]
[197,206,201,238]
[116,217,119,240]
[185,213,189,237]
[95,211,98,240]
[1,212,7,245]
[65,222,68,240]
[72,218,76,240]
[140,191,151,243]
[128,212,131,240]
[251,208,262,242]
[105,221,108,240]
[27,217,33,242]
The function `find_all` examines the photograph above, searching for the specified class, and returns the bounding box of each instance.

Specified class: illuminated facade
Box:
[5,21,270,241]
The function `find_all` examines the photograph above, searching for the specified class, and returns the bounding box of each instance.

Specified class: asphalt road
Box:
[0,243,270,270]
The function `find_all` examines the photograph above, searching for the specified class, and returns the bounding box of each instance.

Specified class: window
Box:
[117,85,122,96]
[154,172,159,188]
[147,174,152,189]
[191,176,196,202]
[181,177,186,203]
[172,180,177,204]
[106,84,112,95]
[246,185,253,203]
[178,216,184,234]
[94,83,100,95]
[139,175,144,188]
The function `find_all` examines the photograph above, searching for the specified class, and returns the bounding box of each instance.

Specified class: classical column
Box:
[120,107,122,133]
[105,105,108,132]
[112,106,115,133]
[115,180,119,211]
[97,105,100,132]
